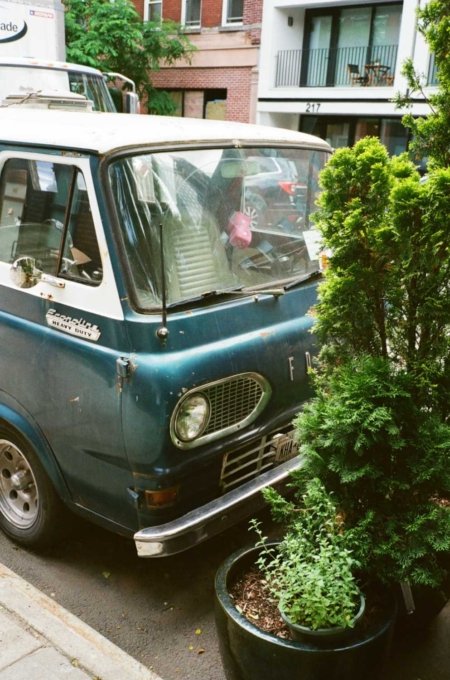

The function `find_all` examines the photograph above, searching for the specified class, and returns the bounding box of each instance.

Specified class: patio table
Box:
[365,62,391,85]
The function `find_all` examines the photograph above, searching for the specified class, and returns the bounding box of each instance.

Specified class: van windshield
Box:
[109,146,328,309]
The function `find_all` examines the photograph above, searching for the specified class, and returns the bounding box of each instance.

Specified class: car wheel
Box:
[243,192,268,230]
[0,427,65,548]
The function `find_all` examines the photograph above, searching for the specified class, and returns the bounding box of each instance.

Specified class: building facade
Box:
[132,0,263,122]
[257,0,437,155]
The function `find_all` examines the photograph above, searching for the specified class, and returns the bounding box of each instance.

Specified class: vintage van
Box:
[0,108,330,556]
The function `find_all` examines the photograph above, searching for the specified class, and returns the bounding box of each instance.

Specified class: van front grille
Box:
[203,375,264,435]
[220,426,299,492]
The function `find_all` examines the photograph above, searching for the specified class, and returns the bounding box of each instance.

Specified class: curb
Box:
[0,562,163,680]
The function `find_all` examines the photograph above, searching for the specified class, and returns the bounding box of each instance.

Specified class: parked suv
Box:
[243,155,309,231]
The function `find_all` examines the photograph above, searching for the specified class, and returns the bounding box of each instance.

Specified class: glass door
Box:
[336,7,371,85]
[303,14,333,86]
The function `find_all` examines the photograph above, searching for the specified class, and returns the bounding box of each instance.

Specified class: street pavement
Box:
[1,556,449,680]
[0,562,161,680]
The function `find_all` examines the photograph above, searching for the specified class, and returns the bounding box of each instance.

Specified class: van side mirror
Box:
[10,256,41,288]
[124,92,140,114]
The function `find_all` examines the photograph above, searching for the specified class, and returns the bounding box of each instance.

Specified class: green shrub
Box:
[294,136,450,591]
[295,357,450,588]
[252,478,362,630]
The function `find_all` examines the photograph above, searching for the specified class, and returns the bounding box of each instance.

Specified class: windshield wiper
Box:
[166,272,321,310]
[167,285,285,308]
[283,269,322,290]
[203,286,285,299]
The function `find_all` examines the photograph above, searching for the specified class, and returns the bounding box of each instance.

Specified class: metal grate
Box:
[220,426,299,493]
[203,375,264,435]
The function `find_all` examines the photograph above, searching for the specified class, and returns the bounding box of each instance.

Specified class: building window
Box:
[300,115,408,157]
[428,53,438,85]
[145,0,162,22]
[183,0,201,28]
[223,0,243,25]
[299,3,401,87]
[204,89,227,120]
[161,89,227,119]
[166,91,184,116]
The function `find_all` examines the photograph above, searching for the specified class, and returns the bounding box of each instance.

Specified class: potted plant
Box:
[215,474,397,680]
[250,477,365,645]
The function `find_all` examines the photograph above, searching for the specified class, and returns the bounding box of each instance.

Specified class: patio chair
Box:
[348,64,369,86]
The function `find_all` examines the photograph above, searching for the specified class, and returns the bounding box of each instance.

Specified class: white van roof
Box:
[0,56,106,76]
[0,108,331,156]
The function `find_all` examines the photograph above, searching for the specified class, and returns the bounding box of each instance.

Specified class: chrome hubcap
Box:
[0,439,39,528]
[244,205,260,229]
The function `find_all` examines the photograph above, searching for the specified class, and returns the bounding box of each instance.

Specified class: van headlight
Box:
[173,393,210,442]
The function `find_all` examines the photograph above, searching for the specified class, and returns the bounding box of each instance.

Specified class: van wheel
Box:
[0,429,64,549]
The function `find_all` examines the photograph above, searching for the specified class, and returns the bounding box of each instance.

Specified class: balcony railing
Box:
[276,44,398,88]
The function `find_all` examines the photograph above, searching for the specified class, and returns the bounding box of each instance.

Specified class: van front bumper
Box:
[133,455,303,557]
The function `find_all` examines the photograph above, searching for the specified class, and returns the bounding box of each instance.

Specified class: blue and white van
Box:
[0,108,330,556]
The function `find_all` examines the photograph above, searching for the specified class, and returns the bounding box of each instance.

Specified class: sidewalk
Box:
[0,563,162,680]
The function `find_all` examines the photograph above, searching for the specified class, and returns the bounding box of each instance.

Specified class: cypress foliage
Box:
[294,134,450,587]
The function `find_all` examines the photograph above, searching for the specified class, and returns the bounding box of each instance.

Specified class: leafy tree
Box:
[64,0,195,114]
[394,0,450,168]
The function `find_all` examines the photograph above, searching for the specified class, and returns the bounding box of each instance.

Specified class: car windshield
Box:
[109,146,329,309]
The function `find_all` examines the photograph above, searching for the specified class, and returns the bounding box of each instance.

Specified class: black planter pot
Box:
[394,552,450,635]
[214,544,397,680]
[394,581,450,635]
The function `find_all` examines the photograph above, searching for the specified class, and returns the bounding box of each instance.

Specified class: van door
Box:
[0,151,136,530]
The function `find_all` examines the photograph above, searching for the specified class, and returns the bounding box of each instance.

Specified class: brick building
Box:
[132,0,263,122]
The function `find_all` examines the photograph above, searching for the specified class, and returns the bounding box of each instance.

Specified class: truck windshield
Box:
[68,70,116,112]
[109,146,328,309]
[0,66,116,112]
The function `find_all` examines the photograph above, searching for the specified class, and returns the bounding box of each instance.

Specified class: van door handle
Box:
[41,273,66,289]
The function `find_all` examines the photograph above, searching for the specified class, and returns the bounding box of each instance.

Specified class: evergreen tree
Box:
[294,0,450,589]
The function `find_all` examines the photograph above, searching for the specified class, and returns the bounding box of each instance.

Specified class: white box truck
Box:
[0,0,138,111]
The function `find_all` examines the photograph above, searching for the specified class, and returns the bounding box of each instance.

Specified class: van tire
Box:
[0,427,65,549]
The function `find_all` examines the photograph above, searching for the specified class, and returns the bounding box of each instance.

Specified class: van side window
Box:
[0,159,103,285]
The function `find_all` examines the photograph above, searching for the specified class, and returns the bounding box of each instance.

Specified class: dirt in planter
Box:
[229,566,292,639]
[229,566,391,641]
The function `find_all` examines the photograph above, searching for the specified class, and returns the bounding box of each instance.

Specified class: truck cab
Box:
[0,108,330,556]
[0,57,139,113]
[0,0,139,112]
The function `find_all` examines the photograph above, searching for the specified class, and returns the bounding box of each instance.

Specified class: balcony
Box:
[275,44,398,88]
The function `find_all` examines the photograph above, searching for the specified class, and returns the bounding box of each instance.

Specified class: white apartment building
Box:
[257,0,437,156]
